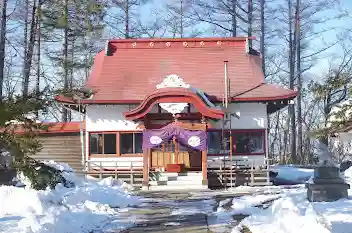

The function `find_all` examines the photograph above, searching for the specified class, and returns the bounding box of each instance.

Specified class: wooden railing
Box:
[207,157,272,188]
[81,158,272,188]
[82,160,143,186]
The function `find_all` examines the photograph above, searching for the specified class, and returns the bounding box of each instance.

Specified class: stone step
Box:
[150,179,203,186]
[168,176,202,182]
[157,176,202,182]
[148,184,208,191]
[160,172,203,177]
[248,182,272,186]
[167,180,203,185]
[149,181,168,186]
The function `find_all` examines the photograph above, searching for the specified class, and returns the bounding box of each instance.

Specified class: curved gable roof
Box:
[56,37,297,104]
[85,37,267,102]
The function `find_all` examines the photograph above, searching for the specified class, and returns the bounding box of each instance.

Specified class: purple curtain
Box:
[143,126,207,151]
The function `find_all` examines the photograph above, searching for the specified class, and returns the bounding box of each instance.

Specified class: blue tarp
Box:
[190,87,219,109]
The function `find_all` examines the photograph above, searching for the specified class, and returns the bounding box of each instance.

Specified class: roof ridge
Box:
[108,37,255,43]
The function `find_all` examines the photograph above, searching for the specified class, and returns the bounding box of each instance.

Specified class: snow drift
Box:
[232,167,352,233]
[0,161,140,233]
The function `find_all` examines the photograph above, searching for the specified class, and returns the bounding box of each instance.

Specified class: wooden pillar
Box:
[142,148,149,189]
[201,150,208,186]
[229,132,233,188]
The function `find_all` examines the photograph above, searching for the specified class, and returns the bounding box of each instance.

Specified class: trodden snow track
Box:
[114,190,255,233]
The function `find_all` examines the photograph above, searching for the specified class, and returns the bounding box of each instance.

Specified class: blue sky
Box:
[114,0,352,81]
[308,0,352,78]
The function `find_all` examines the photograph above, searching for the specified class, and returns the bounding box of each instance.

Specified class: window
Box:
[207,130,265,155]
[234,133,251,153]
[207,131,230,154]
[233,131,264,154]
[248,133,265,154]
[89,133,116,154]
[120,133,143,154]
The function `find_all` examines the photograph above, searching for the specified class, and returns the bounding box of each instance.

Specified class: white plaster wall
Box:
[211,103,267,129]
[85,103,267,168]
[86,105,141,131]
[85,105,142,164]
[86,103,267,131]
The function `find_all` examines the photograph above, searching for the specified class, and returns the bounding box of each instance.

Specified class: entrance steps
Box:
[149,172,207,190]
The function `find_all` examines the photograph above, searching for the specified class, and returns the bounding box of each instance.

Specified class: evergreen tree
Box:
[0,89,75,190]
[0,91,50,159]
[40,0,105,121]
[310,69,351,145]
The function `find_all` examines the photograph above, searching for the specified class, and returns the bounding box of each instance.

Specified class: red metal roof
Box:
[57,37,297,104]
[232,83,297,101]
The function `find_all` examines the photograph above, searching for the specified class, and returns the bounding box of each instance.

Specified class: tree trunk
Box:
[0,0,7,99]
[247,0,253,48]
[260,0,270,159]
[35,0,41,118]
[283,117,289,163]
[23,0,28,94]
[288,0,297,163]
[270,111,280,162]
[231,0,236,37]
[125,0,129,39]
[295,0,302,163]
[62,0,69,122]
[67,38,74,122]
[180,0,183,38]
[36,0,41,97]
[23,0,38,97]
[260,0,265,74]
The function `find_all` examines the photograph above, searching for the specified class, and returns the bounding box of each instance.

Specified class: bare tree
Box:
[22,0,38,97]
[165,0,201,38]
[0,0,7,98]
[191,0,250,37]
[267,0,346,163]
[295,0,303,162]
[107,0,150,38]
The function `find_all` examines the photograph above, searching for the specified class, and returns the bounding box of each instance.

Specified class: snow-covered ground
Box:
[2,161,352,233]
[228,167,352,233]
[0,161,141,233]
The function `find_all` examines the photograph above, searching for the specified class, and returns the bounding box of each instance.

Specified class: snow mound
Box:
[0,161,140,233]
[232,168,352,233]
[344,167,352,183]
[236,195,332,233]
[42,160,74,173]
[344,167,352,196]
